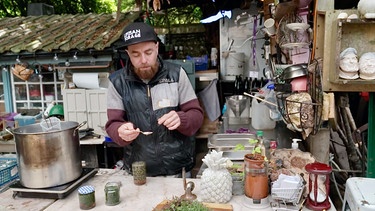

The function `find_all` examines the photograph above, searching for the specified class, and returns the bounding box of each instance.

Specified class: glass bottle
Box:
[254,130,266,157]
[234,75,239,95]
[243,77,250,94]
[237,75,243,95]
[210,47,218,68]
[252,78,258,92]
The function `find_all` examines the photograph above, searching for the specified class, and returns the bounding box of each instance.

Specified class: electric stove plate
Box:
[10,168,99,199]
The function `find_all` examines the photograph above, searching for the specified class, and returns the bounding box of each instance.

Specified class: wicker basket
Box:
[12,64,34,81]
[276,92,321,133]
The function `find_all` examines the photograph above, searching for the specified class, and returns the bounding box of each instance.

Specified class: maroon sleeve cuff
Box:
[105,109,132,147]
[177,99,204,136]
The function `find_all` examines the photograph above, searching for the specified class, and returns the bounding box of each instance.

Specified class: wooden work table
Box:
[0,169,337,211]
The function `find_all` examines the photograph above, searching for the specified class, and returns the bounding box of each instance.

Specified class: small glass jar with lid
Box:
[104,181,121,206]
[78,185,96,210]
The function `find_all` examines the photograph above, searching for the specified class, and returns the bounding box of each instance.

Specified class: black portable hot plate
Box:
[10,168,99,199]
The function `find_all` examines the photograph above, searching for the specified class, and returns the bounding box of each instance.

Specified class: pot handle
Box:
[74,121,87,136]
[4,127,14,136]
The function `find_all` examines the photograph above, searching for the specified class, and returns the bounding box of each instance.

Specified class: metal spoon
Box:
[139,131,153,135]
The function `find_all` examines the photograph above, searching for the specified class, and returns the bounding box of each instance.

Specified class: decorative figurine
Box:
[359,52,375,80]
[339,47,359,79]
[180,167,197,201]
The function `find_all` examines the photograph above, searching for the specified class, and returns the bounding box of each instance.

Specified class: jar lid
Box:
[105,182,120,189]
[78,185,95,194]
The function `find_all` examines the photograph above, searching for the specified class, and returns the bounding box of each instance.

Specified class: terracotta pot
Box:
[244,154,269,199]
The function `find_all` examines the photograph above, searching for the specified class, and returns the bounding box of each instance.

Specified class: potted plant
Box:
[228,137,259,196]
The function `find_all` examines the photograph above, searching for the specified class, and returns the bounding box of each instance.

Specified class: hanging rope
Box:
[252,15,258,67]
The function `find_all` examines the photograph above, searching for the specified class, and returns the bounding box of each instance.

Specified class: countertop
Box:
[0,169,336,211]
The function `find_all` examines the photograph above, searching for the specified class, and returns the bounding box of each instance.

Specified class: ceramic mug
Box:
[264,18,276,36]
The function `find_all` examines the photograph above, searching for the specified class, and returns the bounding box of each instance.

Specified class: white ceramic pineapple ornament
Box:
[200,150,233,203]
[358,0,375,19]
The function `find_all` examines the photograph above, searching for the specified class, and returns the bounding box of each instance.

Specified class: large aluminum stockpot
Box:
[12,121,85,188]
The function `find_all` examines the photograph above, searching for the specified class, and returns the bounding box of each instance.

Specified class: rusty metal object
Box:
[180,167,197,201]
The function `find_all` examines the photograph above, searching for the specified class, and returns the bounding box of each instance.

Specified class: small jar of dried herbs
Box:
[104,182,120,206]
[78,185,96,210]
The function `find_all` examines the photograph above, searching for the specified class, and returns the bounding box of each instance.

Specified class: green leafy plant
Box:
[252,146,262,154]
[158,197,210,211]
[234,144,245,151]
[234,138,257,152]
[227,163,244,179]
[248,138,258,144]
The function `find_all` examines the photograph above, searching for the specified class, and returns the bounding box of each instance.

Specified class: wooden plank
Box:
[367,93,375,178]
[327,92,337,130]
[202,202,233,211]
[154,199,233,211]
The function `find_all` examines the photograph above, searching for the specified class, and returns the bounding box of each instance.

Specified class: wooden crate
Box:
[197,116,219,138]
[318,10,375,92]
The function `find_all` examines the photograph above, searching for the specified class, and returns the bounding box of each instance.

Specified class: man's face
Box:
[126,41,159,80]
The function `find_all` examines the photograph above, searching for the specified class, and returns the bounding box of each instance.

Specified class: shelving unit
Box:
[62,88,107,133]
[317,9,375,178]
[10,70,64,113]
[319,10,375,92]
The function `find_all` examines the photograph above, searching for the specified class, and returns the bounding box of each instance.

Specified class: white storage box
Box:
[343,177,375,211]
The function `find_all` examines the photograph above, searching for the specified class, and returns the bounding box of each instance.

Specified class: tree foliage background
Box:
[0,0,202,26]
[0,0,117,17]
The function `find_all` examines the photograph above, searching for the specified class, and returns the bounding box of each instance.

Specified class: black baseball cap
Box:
[122,22,158,47]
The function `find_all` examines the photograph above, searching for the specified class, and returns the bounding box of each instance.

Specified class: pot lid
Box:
[282,64,308,80]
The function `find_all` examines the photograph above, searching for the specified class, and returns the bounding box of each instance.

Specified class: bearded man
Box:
[105,22,204,177]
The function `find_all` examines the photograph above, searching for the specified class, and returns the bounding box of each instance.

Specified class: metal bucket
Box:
[11,121,85,188]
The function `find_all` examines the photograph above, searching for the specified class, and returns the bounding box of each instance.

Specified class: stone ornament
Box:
[339,47,359,79]
[359,52,375,80]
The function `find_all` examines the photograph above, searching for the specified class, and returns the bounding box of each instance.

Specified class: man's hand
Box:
[158,110,180,130]
[118,122,140,142]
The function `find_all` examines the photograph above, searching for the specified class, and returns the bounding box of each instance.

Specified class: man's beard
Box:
[134,63,158,80]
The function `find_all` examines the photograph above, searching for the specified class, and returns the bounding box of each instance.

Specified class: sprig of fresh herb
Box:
[234,144,245,151]
[252,146,261,154]
[248,138,258,144]
[234,138,258,151]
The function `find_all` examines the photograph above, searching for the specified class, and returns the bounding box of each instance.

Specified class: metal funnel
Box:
[226,95,249,117]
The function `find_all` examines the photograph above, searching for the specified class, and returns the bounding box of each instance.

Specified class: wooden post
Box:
[367,92,375,178]
[306,128,330,164]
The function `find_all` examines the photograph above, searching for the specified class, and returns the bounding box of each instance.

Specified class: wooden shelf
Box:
[319,10,375,92]
[55,61,111,70]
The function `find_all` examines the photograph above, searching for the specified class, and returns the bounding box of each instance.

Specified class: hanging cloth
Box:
[197,79,221,121]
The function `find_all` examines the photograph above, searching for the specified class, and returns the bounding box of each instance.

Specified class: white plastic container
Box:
[291,138,302,149]
[226,52,245,76]
[343,177,375,211]
[210,47,218,67]
[251,94,276,130]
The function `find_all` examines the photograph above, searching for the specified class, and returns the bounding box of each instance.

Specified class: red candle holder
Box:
[305,162,332,211]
